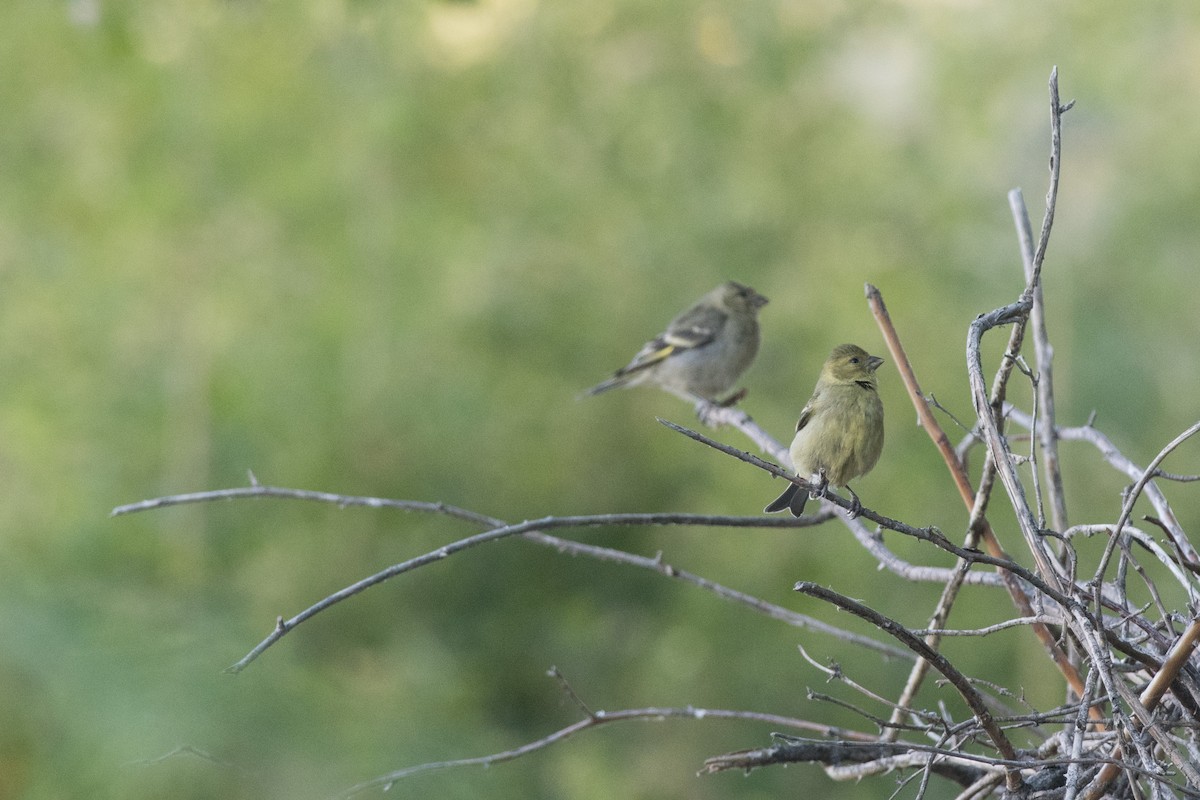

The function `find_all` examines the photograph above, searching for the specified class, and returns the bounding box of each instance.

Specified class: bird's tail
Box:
[580,375,627,398]
[764,483,808,517]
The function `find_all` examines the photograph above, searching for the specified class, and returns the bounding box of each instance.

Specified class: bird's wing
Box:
[615,303,727,376]
[615,339,677,375]
[663,302,728,350]
[794,393,819,433]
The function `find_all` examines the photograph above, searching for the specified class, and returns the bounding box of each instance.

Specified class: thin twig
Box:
[1031,65,1074,287]
[523,530,910,659]
[200,510,826,672]
[966,68,1073,593]
[1010,187,1070,535]
[706,732,1015,784]
[693,401,790,465]
[909,615,1063,637]
[112,484,500,527]
[798,644,937,723]
[225,509,859,673]
[1062,525,1195,598]
[1037,416,1200,564]
[547,666,593,718]
[338,705,860,797]
[1098,419,1200,583]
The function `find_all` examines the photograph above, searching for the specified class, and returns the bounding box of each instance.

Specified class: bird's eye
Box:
[850,357,860,364]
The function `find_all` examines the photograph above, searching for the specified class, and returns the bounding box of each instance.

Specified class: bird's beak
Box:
[752,292,769,308]
[866,355,884,372]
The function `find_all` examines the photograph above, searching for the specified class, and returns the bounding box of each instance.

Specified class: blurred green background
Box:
[5,1,1200,798]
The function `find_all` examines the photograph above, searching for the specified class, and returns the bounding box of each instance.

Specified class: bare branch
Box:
[798,644,939,725]
[1062,525,1197,603]
[1032,65,1074,285]
[339,704,863,798]
[692,401,790,465]
[702,734,999,786]
[224,506,879,673]
[1049,417,1200,565]
[1108,420,1200,566]
[909,615,1064,637]
[112,484,501,527]
[1010,187,1070,536]
[114,476,916,666]
[522,531,911,659]
[964,67,1075,594]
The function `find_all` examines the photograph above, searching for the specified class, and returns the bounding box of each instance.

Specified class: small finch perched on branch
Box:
[585,281,768,404]
[765,343,885,517]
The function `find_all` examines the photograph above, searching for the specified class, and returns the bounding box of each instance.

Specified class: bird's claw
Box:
[812,470,830,501]
[845,486,863,520]
[695,399,722,428]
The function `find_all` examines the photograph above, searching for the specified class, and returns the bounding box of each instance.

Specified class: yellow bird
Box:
[765,344,885,517]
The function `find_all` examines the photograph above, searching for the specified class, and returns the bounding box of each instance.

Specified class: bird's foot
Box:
[694,400,721,428]
[811,470,830,501]
[845,485,863,520]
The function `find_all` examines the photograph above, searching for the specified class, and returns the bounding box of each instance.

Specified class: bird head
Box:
[720,282,769,313]
[823,343,884,385]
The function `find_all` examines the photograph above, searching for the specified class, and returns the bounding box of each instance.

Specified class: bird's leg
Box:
[844,485,862,520]
[810,469,830,501]
[696,388,748,426]
[715,387,748,408]
[690,394,725,428]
